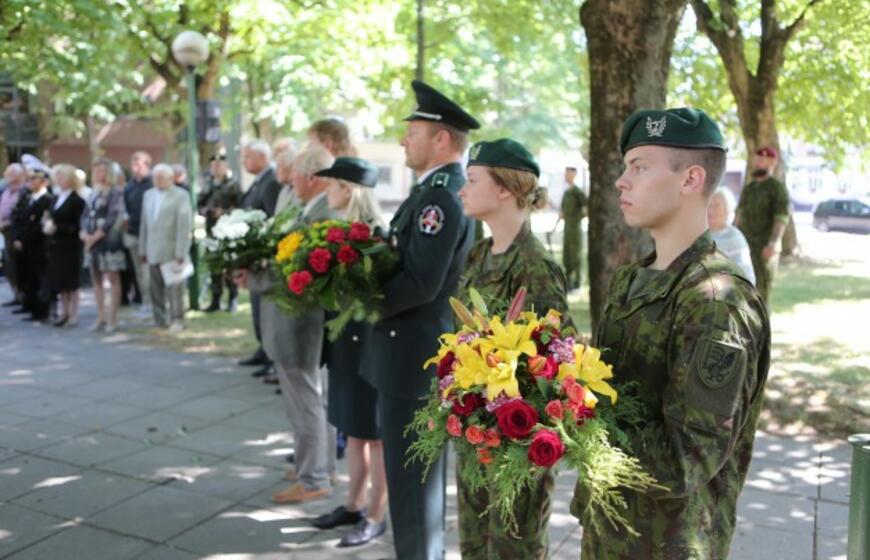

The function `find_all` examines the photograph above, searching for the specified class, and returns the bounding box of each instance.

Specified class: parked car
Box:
[813,198,870,233]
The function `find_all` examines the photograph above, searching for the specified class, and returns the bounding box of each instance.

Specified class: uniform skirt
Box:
[327,370,380,440]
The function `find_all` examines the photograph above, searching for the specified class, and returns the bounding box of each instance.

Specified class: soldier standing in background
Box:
[734,146,790,304]
[575,108,769,559]
[559,166,587,290]
[199,153,240,312]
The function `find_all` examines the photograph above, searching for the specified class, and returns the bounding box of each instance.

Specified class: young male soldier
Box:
[362,80,478,560]
[574,108,770,559]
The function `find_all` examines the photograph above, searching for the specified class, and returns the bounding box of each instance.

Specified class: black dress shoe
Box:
[239,353,268,367]
[312,506,365,530]
[52,316,69,327]
[23,315,48,323]
[285,453,294,463]
[2,300,20,307]
[251,365,272,378]
[338,519,386,547]
[12,307,30,315]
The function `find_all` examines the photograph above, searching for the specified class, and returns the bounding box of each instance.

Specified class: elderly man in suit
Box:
[257,145,339,504]
[138,163,192,332]
[238,139,283,376]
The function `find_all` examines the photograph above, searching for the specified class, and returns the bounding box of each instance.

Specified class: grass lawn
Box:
[135,242,868,439]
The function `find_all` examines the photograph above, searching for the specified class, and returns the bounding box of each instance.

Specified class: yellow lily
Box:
[557,344,618,404]
[452,344,491,391]
[477,316,539,358]
[485,351,520,398]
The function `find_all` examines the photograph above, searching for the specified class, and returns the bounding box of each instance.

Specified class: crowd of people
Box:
[0,78,789,559]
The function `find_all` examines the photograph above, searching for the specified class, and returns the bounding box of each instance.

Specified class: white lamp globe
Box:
[172,31,209,67]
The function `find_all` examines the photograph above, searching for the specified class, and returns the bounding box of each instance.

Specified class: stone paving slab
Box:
[0,281,854,560]
[6,525,153,560]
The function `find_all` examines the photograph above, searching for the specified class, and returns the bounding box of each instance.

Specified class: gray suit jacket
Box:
[253,192,337,369]
[138,186,192,265]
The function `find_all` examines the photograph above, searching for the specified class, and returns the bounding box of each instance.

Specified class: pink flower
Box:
[545,399,564,420]
[446,414,462,437]
[465,425,485,445]
[484,429,501,448]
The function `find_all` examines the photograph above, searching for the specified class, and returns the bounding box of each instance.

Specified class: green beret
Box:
[313,156,379,188]
[467,138,540,178]
[620,107,726,155]
[404,80,480,133]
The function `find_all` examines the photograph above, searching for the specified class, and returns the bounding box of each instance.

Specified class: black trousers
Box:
[18,247,49,318]
[379,393,446,560]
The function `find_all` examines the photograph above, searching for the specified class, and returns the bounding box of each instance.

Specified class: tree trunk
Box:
[415,0,425,81]
[580,0,687,333]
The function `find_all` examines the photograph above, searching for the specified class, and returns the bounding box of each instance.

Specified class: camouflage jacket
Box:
[458,222,569,321]
[735,176,790,249]
[560,185,587,227]
[577,231,770,560]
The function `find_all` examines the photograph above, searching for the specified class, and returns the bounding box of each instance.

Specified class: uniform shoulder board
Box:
[431,172,450,189]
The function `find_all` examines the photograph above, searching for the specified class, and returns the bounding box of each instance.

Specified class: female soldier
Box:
[309,157,389,547]
[456,139,570,559]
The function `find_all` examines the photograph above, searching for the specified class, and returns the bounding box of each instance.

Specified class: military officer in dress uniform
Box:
[361,80,478,560]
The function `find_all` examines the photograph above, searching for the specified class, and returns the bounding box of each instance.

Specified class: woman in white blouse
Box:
[708,187,756,285]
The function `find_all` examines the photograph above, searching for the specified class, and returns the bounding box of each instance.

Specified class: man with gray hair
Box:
[237,139,283,374]
[1,163,27,305]
[138,163,192,332]
[267,145,339,504]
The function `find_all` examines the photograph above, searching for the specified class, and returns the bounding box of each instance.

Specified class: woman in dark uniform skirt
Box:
[310,157,389,547]
[45,164,86,327]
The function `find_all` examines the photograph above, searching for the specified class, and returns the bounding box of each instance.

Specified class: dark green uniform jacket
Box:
[735,176,790,302]
[577,232,770,560]
[560,184,587,287]
[362,162,475,399]
[456,222,569,560]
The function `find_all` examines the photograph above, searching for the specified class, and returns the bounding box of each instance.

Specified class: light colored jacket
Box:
[138,186,192,264]
[252,192,336,369]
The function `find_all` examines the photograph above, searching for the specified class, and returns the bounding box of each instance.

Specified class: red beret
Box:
[755,146,778,158]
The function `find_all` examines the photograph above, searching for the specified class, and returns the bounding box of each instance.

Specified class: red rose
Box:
[288,270,313,295]
[326,227,346,244]
[446,414,462,437]
[465,425,485,445]
[530,355,558,379]
[528,429,565,468]
[495,400,539,440]
[484,429,501,448]
[437,351,456,379]
[477,448,493,465]
[308,248,332,273]
[545,399,564,420]
[452,392,484,416]
[337,244,360,265]
[349,222,371,242]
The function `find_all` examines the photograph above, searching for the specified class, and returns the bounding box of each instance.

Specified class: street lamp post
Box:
[172,30,209,311]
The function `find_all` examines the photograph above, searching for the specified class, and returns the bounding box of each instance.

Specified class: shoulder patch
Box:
[694,337,744,389]
[431,173,450,189]
[418,204,445,235]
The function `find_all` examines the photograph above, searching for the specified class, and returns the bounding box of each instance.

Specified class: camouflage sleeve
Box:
[772,178,791,225]
[512,258,570,321]
[629,291,766,499]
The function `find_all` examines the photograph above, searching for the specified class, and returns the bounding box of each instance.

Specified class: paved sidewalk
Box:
[0,283,852,559]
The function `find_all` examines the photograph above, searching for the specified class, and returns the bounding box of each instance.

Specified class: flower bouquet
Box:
[406,288,659,535]
[203,207,298,274]
[272,220,398,339]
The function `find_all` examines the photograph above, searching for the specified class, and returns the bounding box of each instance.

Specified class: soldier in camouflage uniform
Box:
[457,139,570,560]
[573,108,770,559]
[199,153,241,312]
[560,166,587,290]
[734,146,790,304]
